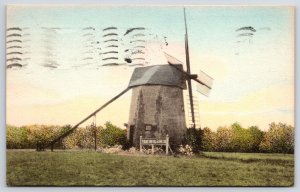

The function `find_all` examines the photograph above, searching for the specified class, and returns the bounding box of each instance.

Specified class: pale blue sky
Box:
[6,5,294,130]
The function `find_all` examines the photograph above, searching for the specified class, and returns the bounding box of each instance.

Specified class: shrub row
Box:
[6,122,129,150]
[185,122,294,154]
[7,122,294,154]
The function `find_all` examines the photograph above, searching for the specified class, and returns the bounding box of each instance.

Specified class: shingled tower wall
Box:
[127,64,187,147]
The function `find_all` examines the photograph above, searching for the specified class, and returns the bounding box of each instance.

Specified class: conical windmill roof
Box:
[128,64,187,89]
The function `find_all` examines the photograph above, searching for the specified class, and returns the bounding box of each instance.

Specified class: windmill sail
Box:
[197,84,211,97]
[197,70,213,88]
[164,52,184,65]
[196,70,213,96]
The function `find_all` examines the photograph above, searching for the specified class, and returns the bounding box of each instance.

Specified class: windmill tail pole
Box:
[47,87,130,151]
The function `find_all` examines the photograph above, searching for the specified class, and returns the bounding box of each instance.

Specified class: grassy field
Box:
[6,150,294,186]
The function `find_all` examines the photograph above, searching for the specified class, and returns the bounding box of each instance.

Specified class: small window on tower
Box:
[145,125,152,131]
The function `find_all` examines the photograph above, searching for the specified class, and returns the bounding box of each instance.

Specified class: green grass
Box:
[6,150,294,186]
[201,152,293,164]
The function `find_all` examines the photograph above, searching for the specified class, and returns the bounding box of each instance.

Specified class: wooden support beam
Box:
[47,88,130,150]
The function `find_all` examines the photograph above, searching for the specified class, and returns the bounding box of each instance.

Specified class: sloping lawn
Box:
[6,150,294,186]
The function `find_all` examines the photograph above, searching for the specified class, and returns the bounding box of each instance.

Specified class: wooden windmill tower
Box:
[47,8,213,151]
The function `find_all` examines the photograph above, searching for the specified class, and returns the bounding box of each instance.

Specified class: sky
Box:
[6,5,294,131]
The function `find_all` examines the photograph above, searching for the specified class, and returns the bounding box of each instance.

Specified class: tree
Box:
[259,122,294,153]
[248,126,264,152]
[215,126,234,152]
[230,123,253,152]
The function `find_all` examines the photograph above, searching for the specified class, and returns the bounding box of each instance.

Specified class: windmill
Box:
[46,8,213,151]
[115,8,214,147]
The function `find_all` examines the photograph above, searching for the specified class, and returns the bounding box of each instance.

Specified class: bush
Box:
[259,122,294,153]
[63,125,103,149]
[98,122,129,149]
[27,124,69,149]
[183,128,202,153]
[6,125,29,149]
[63,122,130,150]
[201,127,216,151]
[7,124,72,149]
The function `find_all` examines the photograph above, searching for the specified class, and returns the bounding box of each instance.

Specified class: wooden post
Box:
[94,128,97,151]
[151,144,154,155]
[93,116,97,151]
[166,134,169,155]
[140,135,142,152]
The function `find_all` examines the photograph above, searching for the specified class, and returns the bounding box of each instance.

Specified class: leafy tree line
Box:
[6,122,129,150]
[185,122,294,154]
[7,122,294,154]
